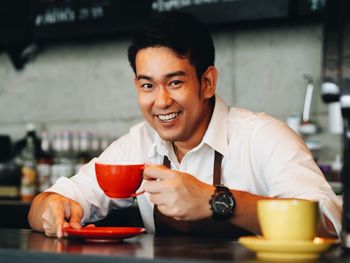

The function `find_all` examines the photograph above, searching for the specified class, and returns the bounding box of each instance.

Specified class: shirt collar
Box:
[147,95,230,159]
[147,127,172,160]
[202,95,230,156]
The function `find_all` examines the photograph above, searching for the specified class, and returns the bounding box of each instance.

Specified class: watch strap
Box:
[214,185,230,194]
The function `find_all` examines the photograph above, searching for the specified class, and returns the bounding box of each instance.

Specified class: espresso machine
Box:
[321,0,350,249]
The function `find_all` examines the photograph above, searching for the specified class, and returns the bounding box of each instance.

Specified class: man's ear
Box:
[201,66,218,99]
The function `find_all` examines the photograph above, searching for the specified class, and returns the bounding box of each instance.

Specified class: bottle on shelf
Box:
[100,132,112,154]
[90,131,101,158]
[0,135,21,200]
[51,131,75,185]
[18,131,38,202]
[74,131,91,174]
[37,130,53,192]
[14,123,42,160]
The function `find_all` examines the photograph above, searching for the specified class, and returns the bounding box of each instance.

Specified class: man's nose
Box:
[154,87,172,108]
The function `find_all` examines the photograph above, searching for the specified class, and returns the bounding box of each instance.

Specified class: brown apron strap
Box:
[213,150,223,185]
[163,155,171,169]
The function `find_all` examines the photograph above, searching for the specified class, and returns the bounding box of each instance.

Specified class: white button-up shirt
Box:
[47,96,342,235]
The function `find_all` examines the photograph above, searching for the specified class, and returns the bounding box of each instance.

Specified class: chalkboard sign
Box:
[150,0,290,24]
[1,0,327,46]
[33,0,152,40]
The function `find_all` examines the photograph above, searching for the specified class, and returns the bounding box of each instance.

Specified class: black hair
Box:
[128,11,215,80]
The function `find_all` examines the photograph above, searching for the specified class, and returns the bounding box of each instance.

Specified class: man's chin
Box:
[149,121,183,141]
[156,131,181,142]
[158,134,178,142]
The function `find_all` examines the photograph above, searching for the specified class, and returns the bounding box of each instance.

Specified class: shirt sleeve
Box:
[253,119,343,236]
[45,134,135,224]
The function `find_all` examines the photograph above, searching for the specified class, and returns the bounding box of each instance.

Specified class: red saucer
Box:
[63,226,146,241]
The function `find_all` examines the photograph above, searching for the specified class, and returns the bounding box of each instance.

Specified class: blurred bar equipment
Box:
[340,80,350,248]
[321,0,350,249]
[300,75,318,135]
[322,79,350,247]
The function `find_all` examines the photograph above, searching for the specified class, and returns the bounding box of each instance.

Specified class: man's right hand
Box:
[28,192,83,238]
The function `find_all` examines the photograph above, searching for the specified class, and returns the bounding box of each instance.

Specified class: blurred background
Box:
[0,0,348,204]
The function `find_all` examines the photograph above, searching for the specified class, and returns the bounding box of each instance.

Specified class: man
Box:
[28,11,341,238]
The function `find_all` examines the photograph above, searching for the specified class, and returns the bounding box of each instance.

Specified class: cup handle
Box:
[131,190,145,198]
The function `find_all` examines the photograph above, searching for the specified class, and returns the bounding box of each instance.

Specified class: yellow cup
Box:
[257,199,319,241]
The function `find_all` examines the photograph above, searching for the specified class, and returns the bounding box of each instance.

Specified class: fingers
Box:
[143,180,164,194]
[143,163,174,181]
[62,221,70,237]
[42,199,66,238]
[54,201,68,238]
[68,201,83,230]
[41,195,83,238]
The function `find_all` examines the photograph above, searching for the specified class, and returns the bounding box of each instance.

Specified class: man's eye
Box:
[169,80,183,87]
[141,83,153,89]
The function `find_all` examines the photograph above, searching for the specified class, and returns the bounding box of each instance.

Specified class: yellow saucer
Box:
[239,236,338,261]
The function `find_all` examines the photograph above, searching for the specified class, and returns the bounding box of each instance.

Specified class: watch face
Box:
[213,192,234,215]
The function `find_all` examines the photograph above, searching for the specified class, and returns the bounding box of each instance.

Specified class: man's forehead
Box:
[135,47,191,65]
[134,47,195,79]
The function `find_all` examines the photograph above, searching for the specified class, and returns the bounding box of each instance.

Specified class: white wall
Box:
[0,23,341,162]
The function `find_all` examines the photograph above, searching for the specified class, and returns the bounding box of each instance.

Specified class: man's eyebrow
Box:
[136,71,186,81]
[136,75,152,81]
[165,71,186,79]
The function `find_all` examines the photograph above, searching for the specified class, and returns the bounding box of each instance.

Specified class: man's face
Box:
[134,47,214,145]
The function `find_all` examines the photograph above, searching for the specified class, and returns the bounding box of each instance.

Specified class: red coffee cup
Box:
[95,161,144,198]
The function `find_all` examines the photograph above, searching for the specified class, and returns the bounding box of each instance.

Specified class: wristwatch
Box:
[210,185,235,220]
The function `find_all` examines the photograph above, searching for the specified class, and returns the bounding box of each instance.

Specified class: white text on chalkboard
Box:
[151,0,238,12]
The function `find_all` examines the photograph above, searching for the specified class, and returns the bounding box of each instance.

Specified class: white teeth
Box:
[158,112,178,122]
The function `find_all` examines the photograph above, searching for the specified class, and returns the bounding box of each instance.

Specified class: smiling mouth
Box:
[157,112,179,123]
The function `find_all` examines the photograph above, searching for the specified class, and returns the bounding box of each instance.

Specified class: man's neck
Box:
[173,99,215,162]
